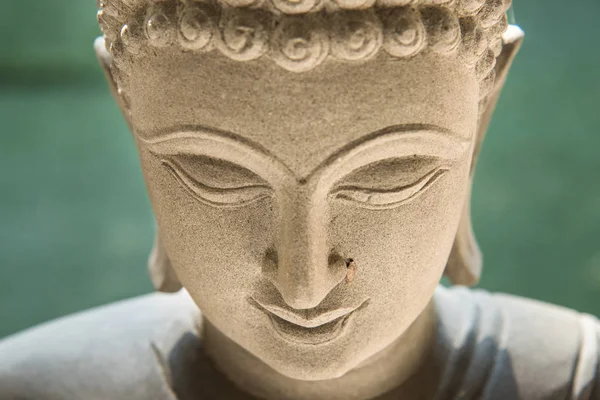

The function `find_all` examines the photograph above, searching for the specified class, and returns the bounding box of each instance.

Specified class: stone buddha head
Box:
[96,0,522,381]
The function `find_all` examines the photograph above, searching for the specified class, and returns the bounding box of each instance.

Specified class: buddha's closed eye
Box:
[160,155,273,208]
[329,158,449,210]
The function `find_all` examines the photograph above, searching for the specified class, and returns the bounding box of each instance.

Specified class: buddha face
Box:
[116,48,480,380]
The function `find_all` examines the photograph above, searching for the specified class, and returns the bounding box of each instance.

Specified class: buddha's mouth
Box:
[248,297,369,345]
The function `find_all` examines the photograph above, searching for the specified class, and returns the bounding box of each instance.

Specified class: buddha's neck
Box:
[202,300,437,400]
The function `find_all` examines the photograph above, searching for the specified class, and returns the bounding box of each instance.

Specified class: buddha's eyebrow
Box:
[307,124,471,181]
[138,125,298,180]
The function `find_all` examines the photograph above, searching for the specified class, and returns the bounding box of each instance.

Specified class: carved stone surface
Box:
[0,0,599,399]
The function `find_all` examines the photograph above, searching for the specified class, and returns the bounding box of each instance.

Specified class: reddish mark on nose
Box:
[345,259,357,285]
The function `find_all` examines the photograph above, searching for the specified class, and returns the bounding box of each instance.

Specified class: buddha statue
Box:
[0,0,598,399]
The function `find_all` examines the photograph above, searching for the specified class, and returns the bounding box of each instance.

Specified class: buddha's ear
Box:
[445,26,524,287]
[96,37,181,292]
[94,37,135,131]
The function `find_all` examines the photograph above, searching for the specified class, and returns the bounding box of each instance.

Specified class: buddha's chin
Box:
[254,338,365,382]
[266,354,357,382]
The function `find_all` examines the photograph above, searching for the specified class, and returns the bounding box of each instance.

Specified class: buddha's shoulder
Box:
[0,291,201,400]
[435,286,600,400]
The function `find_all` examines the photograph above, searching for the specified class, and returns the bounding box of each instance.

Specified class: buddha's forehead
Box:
[126,50,479,176]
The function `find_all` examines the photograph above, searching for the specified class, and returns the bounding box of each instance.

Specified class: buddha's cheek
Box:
[328,161,470,350]
[139,152,276,333]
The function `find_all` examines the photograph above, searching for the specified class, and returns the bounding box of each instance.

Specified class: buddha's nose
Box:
[263,193,347,310]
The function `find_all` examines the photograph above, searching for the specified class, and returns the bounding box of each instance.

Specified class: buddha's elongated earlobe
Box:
[445,25,524,286]
[149,230,183,293]
[445,188,482,286]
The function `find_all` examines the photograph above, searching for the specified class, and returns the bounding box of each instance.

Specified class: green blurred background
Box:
[1,1,599,339]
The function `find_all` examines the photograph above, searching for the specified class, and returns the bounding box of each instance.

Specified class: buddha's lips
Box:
[249,297,368,329]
